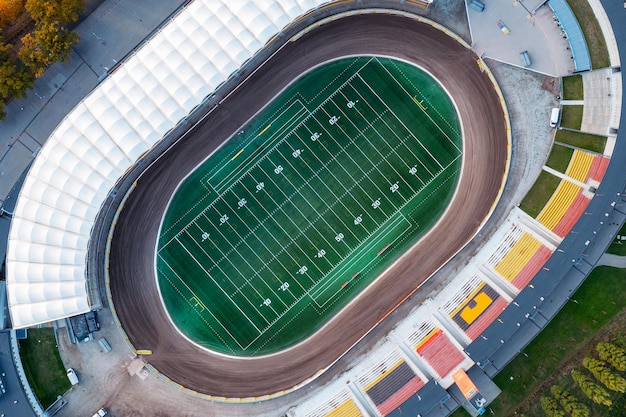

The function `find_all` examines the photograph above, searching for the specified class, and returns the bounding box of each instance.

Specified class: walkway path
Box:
[597,253,626,268]
[0,0,183,208]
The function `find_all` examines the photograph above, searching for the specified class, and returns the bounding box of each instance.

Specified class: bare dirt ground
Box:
[107,12,507,398]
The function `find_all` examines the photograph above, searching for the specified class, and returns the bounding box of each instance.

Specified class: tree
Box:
[597,342,626,371]
[0,0,24,28]
[583,357,626,392]
[550,385,589,417]
[571,369,612,406]
[18,21,78,77]
[25,0,83,25]
[541,396,566,417]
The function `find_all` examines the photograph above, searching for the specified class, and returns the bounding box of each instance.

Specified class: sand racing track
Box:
[107,12,508,398]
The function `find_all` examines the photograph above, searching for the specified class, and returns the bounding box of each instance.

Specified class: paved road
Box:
[108,12,508,398]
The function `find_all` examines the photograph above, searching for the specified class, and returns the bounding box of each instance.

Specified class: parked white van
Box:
[66,368,79,385]
[550,107,560,127]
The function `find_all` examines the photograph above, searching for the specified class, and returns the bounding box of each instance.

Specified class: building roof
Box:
[6,0,327,328]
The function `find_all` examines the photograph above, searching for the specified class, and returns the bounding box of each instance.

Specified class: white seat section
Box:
[6,0,330,328]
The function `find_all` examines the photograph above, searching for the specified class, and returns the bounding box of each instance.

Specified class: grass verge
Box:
[487,266,626,416]
[555,130,606,154]
[562,75,583,100]
[19,328,71,408]
[520,170,560,218]
[607,223,626,256]
[545,144,574,173]
[560,105,583,130]
[566,0,610,69]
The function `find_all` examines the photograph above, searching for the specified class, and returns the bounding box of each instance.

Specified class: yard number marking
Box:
[201,232,210,241]
[390,182,399,193]
[279,282,290,291]
[372,199,381,209]
[274,165,284,174]
[237,198,247,209]
[256,182,265,192]
[328,115,339,125]
[219,214,229,225]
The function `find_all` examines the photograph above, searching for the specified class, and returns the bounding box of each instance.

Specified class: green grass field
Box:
[20,328,71,408]
[157,57,462,355]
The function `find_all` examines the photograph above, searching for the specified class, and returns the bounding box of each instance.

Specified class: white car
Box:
[66,368,79,385]
[92,407,108,417]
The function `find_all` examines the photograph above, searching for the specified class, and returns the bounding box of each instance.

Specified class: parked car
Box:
[66,368,79,385]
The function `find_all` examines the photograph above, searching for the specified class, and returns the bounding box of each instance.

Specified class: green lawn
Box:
[555,130,606,154]
[545,144,574,173]
[157,56,462,355]
[486,267,626,416]
[562,75,584,101]
[19,328,71,408]
[520,170,561,218]
[566,0,610,69]
[560,105,583,130]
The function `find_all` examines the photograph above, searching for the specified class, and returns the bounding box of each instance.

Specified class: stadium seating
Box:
[365,361,425,416]
[415,329,465,378]
[305,389,363,417]
[564,149,595,183]
[493,232,550,289]
[441,276,510,341]
[536,178,582,233]
[588,155,610,182]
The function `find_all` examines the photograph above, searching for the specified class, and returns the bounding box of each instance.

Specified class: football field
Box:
[156,56,462,355]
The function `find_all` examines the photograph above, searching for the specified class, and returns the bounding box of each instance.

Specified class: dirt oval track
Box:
[108,12,507,398]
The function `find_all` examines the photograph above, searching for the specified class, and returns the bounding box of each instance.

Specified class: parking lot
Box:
[468,0,575,76]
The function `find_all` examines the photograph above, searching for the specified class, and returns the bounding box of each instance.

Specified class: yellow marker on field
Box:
[258,124,271,136]
[191,295,205,311]
[231,149,244,160]
[135,349,152,355]
[413,96,428,111]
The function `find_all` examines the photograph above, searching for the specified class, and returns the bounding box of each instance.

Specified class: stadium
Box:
[0,0,624,416]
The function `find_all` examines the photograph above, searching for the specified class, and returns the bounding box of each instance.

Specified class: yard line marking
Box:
[357,73,446,171]
[377,57,461,153]
[183,224,272,324]
[209,102,308,195]
[346,81,434,179]
[248,169,325,281]
[270,150,345,262]
[317,104,412,203]
[172,237,263,334]
[158,260,245,350]
[183,224,272,327]
[226,188,296,310]
[324,92,416,199]
[389,59,460,137]
[309,213,411,302]
[207,205,285,315]
[298,121,395,219]
[233,182,311,294]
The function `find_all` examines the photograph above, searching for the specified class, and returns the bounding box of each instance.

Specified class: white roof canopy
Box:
[6,0,328,328]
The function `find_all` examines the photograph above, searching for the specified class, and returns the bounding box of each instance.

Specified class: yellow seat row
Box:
[565,150,594,183]
[494,233,542,282]
[325,400,362,417]
[536,179,581,230]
